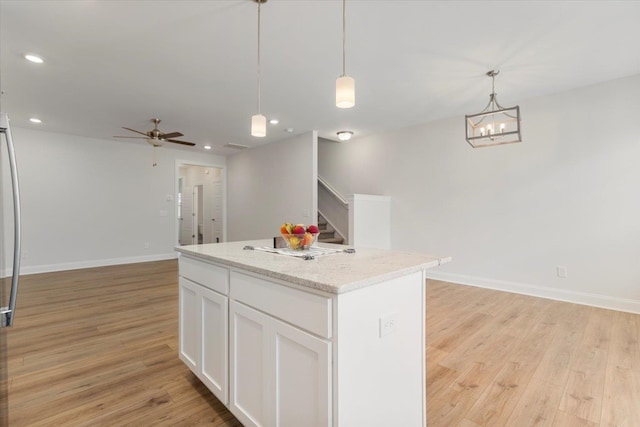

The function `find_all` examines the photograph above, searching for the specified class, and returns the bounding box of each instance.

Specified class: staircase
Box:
[317,213,344,245]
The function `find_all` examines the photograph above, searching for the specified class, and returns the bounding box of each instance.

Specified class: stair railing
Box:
[318,175,348,206]
[317,175,349,243]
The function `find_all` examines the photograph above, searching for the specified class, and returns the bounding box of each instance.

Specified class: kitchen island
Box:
[176,240,450,427]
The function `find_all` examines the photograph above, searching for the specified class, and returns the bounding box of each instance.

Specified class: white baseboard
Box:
[426,270,640,315]
[5,253,178,277]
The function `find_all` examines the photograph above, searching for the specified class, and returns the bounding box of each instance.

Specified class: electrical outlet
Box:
[144,242,150,249]
[557,266,568,278]
[379,313,397,338]
[21,249,29,259]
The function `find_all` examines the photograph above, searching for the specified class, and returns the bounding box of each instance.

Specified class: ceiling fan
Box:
[113,118,196,147]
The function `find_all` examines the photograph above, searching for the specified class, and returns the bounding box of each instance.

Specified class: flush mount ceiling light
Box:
[336,0,354,108]
[465,70,522,148]
[337,130,353,141]
[24,54,44,64]
[251,0,268,137]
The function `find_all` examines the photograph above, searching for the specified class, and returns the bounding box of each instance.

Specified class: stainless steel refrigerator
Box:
[1,112,22,425]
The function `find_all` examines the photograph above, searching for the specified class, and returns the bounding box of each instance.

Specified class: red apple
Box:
[306,224,319,234]
[292,224,305,235]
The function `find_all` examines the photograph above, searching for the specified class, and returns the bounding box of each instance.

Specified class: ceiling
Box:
[1,1,639,155]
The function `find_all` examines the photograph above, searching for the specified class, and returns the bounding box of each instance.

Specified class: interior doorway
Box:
[176,163,225,246]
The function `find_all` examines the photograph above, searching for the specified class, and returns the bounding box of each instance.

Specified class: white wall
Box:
[2,127,225,275]
[227,131,317,241]
[319,74,640,313]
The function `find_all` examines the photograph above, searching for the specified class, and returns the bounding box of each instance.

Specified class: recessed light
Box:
[29,117,42,124]
[337,130,353,141]
[269,119,279,125]
[204,145,212,150]
[25,54,44,64]
[285,128,294,133]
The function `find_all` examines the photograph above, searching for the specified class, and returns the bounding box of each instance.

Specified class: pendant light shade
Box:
[465,70,522,148]
[336,0,354,108]
[251,0,267,137]
[251,114,266,138]
[336,75,355,109]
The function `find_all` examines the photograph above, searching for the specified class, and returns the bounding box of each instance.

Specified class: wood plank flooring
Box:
[3,260,241,426]
[427,280,640,426]
[2,261,639,425]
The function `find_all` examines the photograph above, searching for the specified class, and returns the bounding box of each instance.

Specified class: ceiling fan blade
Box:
[160,132,184,139]
[122,127,149,136]
[113,135,148,139]
[166,139,196,147]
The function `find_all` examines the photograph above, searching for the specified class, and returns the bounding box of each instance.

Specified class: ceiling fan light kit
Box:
[465,70,522,148]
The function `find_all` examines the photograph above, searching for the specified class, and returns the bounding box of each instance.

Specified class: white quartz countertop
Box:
[175,240,451,294]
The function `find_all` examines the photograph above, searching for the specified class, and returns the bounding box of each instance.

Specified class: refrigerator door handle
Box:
[1,112,21,328]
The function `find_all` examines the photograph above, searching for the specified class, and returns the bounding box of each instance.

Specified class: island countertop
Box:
[175,240,451,294]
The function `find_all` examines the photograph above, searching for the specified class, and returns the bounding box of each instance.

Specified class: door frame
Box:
[175,159,227,246]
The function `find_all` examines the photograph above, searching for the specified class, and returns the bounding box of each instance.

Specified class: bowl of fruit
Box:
[280,223,320,250]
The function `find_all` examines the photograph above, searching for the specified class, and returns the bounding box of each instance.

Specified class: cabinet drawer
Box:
[179,256,229,295]
[230,271,332,339]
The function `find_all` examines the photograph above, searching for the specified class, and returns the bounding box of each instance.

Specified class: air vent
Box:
[224,143,249,150]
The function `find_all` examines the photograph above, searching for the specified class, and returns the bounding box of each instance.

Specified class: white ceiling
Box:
[1,1,639,155]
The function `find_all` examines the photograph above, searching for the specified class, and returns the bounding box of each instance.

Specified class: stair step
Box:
[318,236,344,244]
[318,230,335,239]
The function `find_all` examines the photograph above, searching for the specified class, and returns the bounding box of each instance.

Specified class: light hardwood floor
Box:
[2,260,639,426]
[427,280,640,426]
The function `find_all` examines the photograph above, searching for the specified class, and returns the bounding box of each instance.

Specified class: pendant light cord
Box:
[257,0,262,113]
[342,0,346,77]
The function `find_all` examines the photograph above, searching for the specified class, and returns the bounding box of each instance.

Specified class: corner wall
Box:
[227,131,317,241]
[319,74,640,313]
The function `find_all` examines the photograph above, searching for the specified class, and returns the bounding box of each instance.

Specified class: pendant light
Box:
[465,70,522,148]
[336,0,355,108]
[251,0,267,137]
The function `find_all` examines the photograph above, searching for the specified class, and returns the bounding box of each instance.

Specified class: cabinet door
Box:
[271,319,331,427]
[229,301,269,427]
[200,286,228,404]
[179,278,199,372]
[229,300,332,427]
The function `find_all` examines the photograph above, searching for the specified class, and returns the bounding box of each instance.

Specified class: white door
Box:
[192,186,200,245]
[200,287,228,404]
[179,188,193,246]
[212,181,224,243]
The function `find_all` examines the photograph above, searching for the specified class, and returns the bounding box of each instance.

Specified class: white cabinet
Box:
[228,301,268,427]
[200,285,228,401]
[178,259,229,405]
[178,252,428,427]
[229,300,331,427]
[179,277,199,372]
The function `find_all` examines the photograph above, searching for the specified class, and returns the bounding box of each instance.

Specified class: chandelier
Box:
[465,70,521,148]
